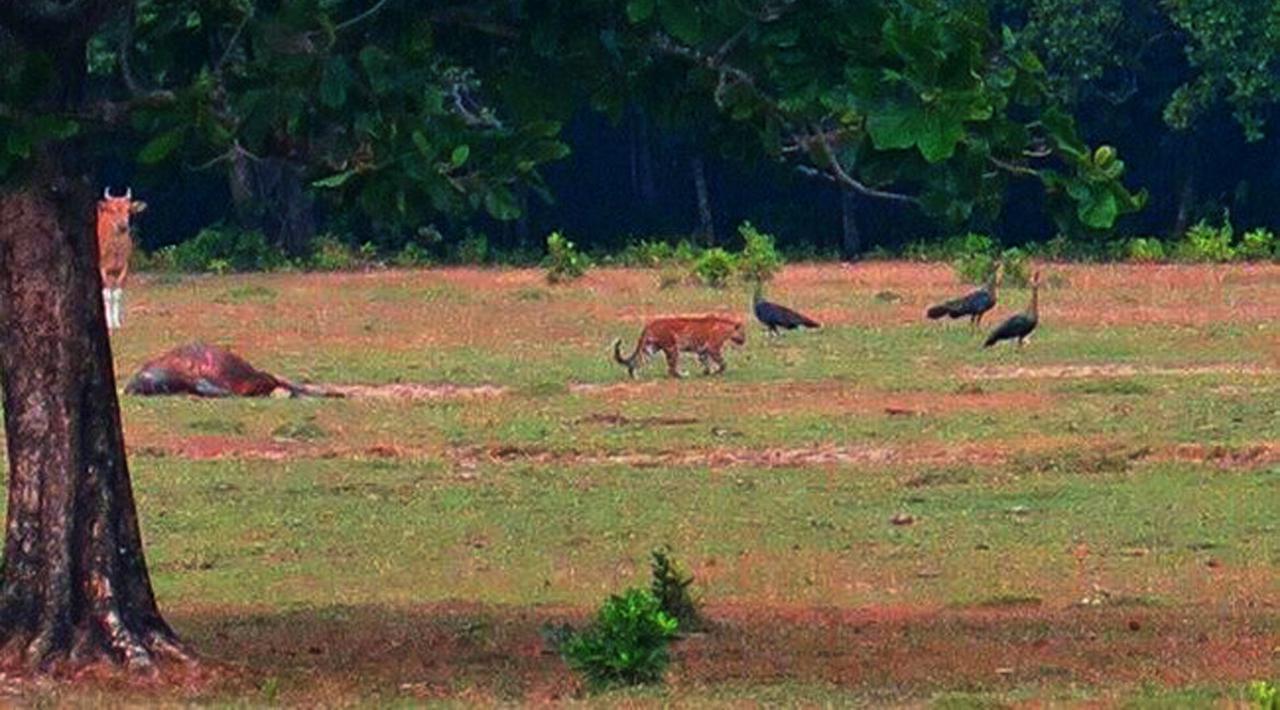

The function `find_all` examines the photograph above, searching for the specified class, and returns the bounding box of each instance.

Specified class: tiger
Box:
[612,316,746,379]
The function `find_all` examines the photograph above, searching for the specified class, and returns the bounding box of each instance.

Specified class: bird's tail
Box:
[612,338,640,378]
[926,304,953,319]
[799,314,820,328]
[982,332,1000,348]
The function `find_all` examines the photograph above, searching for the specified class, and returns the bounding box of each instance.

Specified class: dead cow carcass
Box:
[125,343,337,398]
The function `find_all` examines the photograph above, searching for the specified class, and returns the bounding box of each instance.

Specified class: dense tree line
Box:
[27,0,1280,264]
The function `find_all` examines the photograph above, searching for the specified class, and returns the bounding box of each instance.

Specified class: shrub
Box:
[618,239,677,268]
[391,241,433,268]
[736,221,784,284]
[1125,237,1166,263]
[1175,219,1236,263]
[1239,228,1276,261]
[172,225,285,273]
[561,587,678,689]
[693,247,736,288]
[650,546,705,632]
[544,231,590,283]
[948,233,999,285]
[998,247,1032,287]
[1250,680,1278,710]
[309,235,363,271]
[453,231,490,264]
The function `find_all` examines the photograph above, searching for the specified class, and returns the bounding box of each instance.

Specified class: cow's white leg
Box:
[102,288,115,329]
[113,288,124,327]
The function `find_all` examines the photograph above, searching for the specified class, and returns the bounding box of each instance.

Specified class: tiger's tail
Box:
[612,337,642,379]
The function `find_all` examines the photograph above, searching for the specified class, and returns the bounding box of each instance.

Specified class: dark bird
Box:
[753,283,820,335]
[984,270,1042,349]
[927,262,1002,327]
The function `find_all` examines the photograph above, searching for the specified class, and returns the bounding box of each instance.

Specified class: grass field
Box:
[6,263,1278,705]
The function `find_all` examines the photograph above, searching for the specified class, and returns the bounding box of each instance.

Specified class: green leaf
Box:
[319,57,353,109]
[626,0,655,23]
[412,131,432,156]
[658,0,701,45]
[483,186,521,221]
[313,169,357,189]
[1077,186,1118,228]
[138,128,185,164]
[5,130,31,159]
[451,144,470,167]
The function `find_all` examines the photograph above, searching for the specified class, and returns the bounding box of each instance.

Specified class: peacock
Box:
[984,270,1041,348]
[927,262,1002,327]
[752,282,820,335]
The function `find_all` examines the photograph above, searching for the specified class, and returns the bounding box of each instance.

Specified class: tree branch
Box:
[334,0,394,33]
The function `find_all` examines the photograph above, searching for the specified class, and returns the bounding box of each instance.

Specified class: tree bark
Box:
[0,1,191,673]
[840,190,861,260]
[0,177,192,674]
[692,156,715,246]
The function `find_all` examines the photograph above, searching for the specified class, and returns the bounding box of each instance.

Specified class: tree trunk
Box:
[692,156,715,246]
[840,190,861,261]
[0,179,191,674]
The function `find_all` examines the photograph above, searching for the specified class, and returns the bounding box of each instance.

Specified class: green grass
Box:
[4,266,1279,704]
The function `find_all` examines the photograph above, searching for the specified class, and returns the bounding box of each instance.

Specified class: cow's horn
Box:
[103,187,114,199]
[124,187,132,200]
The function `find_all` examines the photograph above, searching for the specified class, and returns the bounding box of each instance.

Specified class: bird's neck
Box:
[752,285,763,304]
[1028,283,1039,317]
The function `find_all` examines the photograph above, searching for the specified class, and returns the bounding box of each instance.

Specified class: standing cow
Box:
[97,187,145,329]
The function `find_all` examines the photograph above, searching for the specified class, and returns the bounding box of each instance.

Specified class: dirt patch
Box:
[316,383,508,400]
[966,363,1278,380]
[458,442,1012,470]
[1158,442,1280,468]
[575,412,701,428]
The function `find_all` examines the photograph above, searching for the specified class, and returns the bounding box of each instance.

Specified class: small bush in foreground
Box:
[693,247,736,288]
[544,231,590,283]
[650,546,705,632]
[736,221,784,284]
[562,587,678,690]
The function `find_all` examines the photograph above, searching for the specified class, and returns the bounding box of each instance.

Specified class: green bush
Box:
[1239,228,1276,261]
[997,247,1032,287]
[453,231,490,264]
[650,546,704,632]
[309,235,363,271]
[1125,237,1166,263]
[544,231,591,283]
[1175,219,1236,263]
[736,221,784,284]
[1250,680,1278,710]
[693,247,736,288]
[391,241,433,268]
[618,239,678,268]
[561,587,678,690]
[948,233,1000,285]
[172,225,285,273]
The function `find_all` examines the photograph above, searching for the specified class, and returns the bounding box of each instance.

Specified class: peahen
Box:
[752,283,820,335]
[927,262,1002,328]
[984,270,1042,348]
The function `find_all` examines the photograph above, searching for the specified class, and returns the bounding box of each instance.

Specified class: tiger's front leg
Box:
[708,347,727,375]
[697,351,712,375]
[663,346,685,378]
